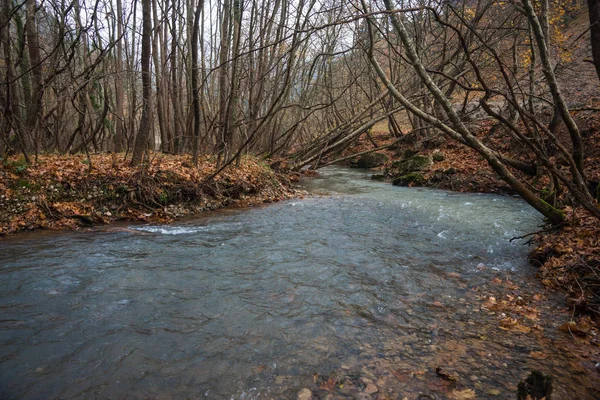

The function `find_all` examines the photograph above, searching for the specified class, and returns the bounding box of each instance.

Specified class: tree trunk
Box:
[170,0,183,154]
[152,0,168,153]
[369,0,566,224]
[25,0,44,159]
[114,0,124,153]
[217,0,231,165]
[521,0,585,177]
[227,0,242,165]
[191,0,204,165]
[589,0,600,82]
[1,0,30,162]
[131,0,152,166]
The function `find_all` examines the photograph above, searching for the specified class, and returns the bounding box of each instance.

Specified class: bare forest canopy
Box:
[1,0,600,224]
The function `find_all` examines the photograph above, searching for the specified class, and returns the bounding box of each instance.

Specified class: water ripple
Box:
[2,167,592,399]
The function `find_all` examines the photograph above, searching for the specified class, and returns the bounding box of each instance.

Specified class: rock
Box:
[392,172,426,186]
[391,155,432,176]
[429,170,445,183]
[453,100,504,121]
[364,383,379,394]
[402,149,418,159]
[297,388,313,400]
[432,151,445,162]
[351,152,389,168]
[397,132,418,146]
[359,377,373,385]
[420,135,445,149]
[371,174,386,181]
[517,371,552,400]
[443,167,457,175]
[387,142,400,151]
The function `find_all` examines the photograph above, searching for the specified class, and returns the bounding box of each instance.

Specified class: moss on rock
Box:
[391,155,433,176]
[392,172,426,186]
[351,152,389,168]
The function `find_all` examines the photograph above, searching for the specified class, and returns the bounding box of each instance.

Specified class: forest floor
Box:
[0,153,305,235]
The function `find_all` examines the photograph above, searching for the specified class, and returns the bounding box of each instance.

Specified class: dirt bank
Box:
[0,153,304,235]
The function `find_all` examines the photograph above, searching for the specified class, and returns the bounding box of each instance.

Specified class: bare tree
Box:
[131,0,153,166]
[354,0,599,223]
[114,0,125,152]
[191,0,204,164]
[588,0,600,81]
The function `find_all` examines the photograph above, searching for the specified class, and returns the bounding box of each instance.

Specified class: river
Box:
[0,167,598,399]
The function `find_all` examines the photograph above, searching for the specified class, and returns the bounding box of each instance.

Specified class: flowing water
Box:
[1,167,598,399]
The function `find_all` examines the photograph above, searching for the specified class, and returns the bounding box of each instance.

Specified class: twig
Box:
[570,106,600,112]
[509,223,565,242]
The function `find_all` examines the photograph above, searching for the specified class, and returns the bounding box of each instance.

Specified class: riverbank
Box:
[341,119,600,333]
[0,153,304,235]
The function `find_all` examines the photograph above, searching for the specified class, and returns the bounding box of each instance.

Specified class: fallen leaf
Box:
[499,317,531,333]
[319,376,336,391]
[452,388,476,399]
[482,296,497,309]
[436,366,459,382]
[530,351,548,360]
[559,320,590,336]
[391,369,411,382]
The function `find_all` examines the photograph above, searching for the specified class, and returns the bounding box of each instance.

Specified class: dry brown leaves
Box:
[530,207,600,320]
[0,153,298,235]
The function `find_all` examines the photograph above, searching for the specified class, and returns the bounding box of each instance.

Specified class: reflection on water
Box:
[0,167,597,399]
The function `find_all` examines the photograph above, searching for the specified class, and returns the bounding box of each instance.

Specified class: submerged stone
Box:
[297,388,313,400]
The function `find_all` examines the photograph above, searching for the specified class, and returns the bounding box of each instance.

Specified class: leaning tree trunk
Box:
[367,0,567,225]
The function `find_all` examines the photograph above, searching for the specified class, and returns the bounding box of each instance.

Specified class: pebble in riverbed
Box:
[364,383,379,394]
[297,388,312,400]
